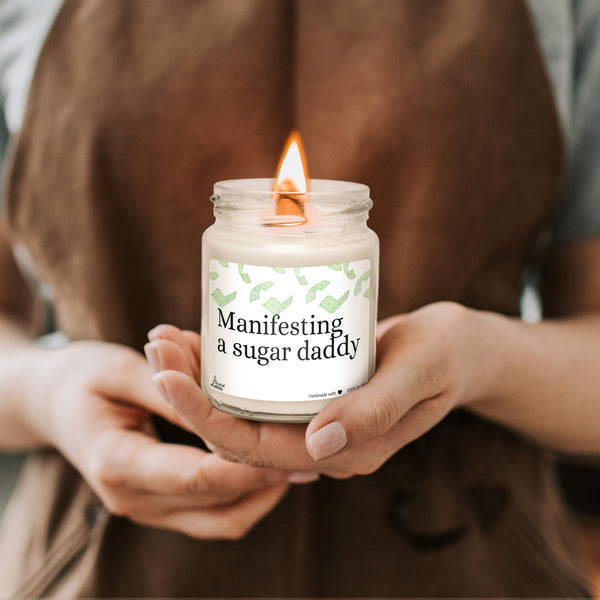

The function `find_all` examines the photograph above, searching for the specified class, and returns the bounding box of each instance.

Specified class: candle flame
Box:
[273,132,309,225]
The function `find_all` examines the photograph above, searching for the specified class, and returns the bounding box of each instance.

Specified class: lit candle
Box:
[201,133,379,422]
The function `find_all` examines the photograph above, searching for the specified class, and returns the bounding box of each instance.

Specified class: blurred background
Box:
[0,0,599,596]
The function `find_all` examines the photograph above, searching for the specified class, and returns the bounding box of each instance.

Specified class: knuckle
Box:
[213,447,244,465]
[232,427,271,469]
[214,445,271,470]
[418,356,446,395]
[87,432,129,489]
[88,457,124,490]
[430,301,468,330]
[178,466,214,497]
[240,451,271,470]
[101,494,130,518]
[177,474,202,497]
[364,391,398,436]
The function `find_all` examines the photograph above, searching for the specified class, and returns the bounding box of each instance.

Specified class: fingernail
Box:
[152,373,171,405]
[204,440,218,453]
[148,327,161,341]
[288,471,320,484]
[144,342,161,372]
[307,422,347,461]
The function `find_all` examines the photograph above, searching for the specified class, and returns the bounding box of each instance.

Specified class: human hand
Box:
[148,302,485,478]
[26,340,304,539]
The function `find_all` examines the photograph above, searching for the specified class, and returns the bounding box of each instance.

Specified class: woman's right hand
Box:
[18,339,303,540]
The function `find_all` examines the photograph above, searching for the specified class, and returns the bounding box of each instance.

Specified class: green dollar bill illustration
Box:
[319,290,349,313]
[271,267,285,274]
[343,263,356,279]
[211,288,237,307]
[250,281,273,302]
[354,269,371,297]
[237,264,251,284]
[263,295,293,315]
[208,271,219,281]
[306,280,330,303]
[327,264,342,271]
[294,268,308,286]
[218,260,229,268]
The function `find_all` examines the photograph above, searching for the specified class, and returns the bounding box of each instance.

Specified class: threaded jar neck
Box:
[211,179,372,233]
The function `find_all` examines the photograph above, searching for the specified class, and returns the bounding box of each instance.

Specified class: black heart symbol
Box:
[337,390,343,395]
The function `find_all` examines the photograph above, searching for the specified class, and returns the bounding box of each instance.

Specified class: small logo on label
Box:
[211,375,225,392]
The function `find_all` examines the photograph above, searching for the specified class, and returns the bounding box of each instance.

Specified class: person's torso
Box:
[0,1,589,597]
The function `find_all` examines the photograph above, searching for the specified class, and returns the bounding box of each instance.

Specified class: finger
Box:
[182,330,201,374]
[153,370,312,470]
[144,339,196,380]
[199,452,319,492]
[90,348,191,431]
[382,394,452,449]
[97,429,291,501]
[312,395,453,478]
[155,483,289,540]
[376,314,405,339]
[304,349,443,461]
[148,324,199,378]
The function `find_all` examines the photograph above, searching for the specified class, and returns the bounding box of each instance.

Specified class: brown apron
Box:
[0,0,591,596]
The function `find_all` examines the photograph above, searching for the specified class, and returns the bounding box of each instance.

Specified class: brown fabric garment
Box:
[0,0,591,596]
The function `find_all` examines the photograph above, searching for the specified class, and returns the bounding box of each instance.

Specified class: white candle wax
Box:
[201,179,379,422]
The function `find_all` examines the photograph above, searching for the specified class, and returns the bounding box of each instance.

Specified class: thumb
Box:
[304,360,434,462]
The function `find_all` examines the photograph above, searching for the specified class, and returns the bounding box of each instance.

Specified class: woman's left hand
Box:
[145,302,487,478]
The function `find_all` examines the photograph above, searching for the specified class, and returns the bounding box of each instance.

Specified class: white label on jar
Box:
[207,259,371,402]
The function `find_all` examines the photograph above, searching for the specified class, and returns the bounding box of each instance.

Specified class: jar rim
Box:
[211,178,372,229]
[213,178,370,201]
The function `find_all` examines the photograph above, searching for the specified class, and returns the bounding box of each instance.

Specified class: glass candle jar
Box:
[201,179,379,422]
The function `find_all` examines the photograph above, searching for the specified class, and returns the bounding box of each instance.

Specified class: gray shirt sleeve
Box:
[0,107,7,168]
[0,0,62,211]
[552,0,600,241]
[0,107,8,210]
